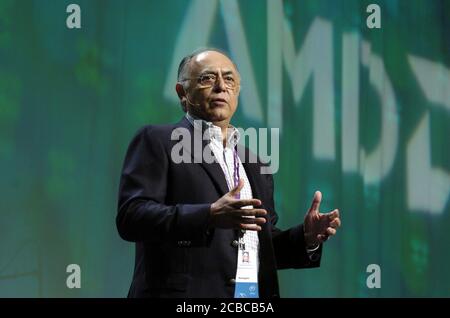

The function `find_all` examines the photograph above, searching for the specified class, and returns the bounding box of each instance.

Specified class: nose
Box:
[213,75,227,92]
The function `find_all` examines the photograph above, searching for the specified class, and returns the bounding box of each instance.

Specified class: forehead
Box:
[190,51,237,73]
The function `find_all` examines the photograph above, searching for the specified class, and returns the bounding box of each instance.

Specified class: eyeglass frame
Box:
[179,72,240,90]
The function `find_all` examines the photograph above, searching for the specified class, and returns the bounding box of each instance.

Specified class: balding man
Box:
[117,48,341,298]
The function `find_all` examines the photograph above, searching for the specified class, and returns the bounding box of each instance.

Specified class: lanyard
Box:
[233,146,247,250]
[233,146,240,199]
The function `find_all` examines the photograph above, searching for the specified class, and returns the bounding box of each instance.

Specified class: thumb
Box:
[308,191,322,214]
[230,179,244,196]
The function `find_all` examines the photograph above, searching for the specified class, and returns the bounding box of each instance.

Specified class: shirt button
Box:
[231,240,239,248]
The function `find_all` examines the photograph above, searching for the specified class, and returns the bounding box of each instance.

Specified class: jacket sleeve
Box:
[264,173,322,269]
[116,126,212,246]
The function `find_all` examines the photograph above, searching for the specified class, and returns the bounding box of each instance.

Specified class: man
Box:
[242,251,250,263]
[117,48,341,298]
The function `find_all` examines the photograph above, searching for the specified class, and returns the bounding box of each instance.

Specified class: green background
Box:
[0,0,449,297]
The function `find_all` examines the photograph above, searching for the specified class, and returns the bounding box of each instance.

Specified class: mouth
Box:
[210,98,228,107]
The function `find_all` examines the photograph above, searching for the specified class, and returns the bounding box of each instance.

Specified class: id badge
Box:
[234,248,259,298]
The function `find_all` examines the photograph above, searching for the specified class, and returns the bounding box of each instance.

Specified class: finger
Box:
[229,179,244,196]
[239,217,267,225]
[330,218,341,228]
[326,227,336,236]
[309,191,322,213]
[317,234,329,243]
[240,223,262,231]
[237,208,267,217]
[328,209,340,220]
[231,198,262,208]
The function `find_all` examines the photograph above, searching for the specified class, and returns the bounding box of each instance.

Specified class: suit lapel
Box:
[174,117,268,204]
[175,117,229,196]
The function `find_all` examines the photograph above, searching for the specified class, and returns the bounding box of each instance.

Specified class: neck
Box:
[186,112,231,146]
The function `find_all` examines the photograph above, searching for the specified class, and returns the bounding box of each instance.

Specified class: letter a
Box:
[66,264,81,289]
[366,4,381,29]
[366,264,381,289]
[66,4,81,29]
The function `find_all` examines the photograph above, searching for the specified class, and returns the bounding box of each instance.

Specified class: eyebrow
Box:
[200,69,236,76]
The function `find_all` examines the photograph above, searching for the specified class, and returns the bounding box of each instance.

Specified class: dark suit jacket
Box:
[116,117,321,298]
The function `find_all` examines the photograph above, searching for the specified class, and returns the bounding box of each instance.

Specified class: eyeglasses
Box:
[181,73,239,89]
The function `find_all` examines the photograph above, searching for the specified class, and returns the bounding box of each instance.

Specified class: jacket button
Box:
[309,252,320,262]
[231,240,239,248]
[228,278,236,285]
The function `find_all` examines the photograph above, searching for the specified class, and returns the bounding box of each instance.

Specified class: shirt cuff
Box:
[306,243,321,253]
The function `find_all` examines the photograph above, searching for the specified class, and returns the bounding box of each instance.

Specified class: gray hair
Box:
[177,48,239,83]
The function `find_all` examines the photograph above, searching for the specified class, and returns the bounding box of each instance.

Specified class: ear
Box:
[176,83,186,99]
[175,83,187,111]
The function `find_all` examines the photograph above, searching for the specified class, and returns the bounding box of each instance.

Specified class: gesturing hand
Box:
[209,179,267,231]
[303,191,341,246]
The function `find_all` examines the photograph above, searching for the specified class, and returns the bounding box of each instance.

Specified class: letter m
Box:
[268,0,335,159]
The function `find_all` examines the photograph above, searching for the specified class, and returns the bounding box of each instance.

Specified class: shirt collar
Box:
[185,112,240,148]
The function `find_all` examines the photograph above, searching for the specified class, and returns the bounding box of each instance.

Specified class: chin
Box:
[208,109,230,122]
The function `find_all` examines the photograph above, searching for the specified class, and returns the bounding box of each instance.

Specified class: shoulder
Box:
[134,123,178,139]
[132,118,188,144]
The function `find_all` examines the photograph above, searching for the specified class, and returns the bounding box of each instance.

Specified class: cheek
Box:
[229,95,239,109]
[191,91,209,107]
[192,90,206,100]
